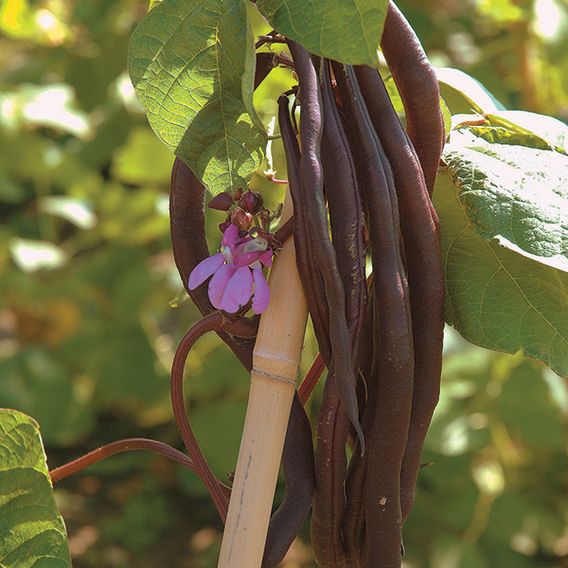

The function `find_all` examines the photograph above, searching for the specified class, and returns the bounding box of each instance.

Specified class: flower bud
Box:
[239,190,264,214]
[219,220,231,233]
[231,207,253,230]
[208,192,234,211]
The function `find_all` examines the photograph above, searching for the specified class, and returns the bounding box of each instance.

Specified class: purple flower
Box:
[188,224,272,314]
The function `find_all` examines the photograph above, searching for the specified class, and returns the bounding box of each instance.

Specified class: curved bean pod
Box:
[333,62,414,567]
[288,43,363,449]
[355,65,444,522]
[278,94,331,362]
[320,60,366,354]
[381,1,445,195]
[262,394,315,568]
[309,59,368,567]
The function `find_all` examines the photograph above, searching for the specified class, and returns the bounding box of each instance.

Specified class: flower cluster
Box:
[188,190,279,314]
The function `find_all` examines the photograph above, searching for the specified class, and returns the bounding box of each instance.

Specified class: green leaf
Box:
[434,125,568,376]
[436,67,505,115]
[128,0,265,195]
[256,0,386,66]
[0,409,71,568]
[445,127,567,271]
[485,111,568,154]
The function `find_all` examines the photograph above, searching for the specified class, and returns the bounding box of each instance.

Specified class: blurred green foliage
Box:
[0,0,567,566]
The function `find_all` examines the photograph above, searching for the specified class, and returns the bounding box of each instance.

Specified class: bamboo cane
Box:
[217,189,308,568]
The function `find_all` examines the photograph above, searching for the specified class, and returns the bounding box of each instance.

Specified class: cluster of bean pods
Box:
[167,3,445,566]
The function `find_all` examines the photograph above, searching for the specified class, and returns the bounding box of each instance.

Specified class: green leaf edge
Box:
[0,408,72,568]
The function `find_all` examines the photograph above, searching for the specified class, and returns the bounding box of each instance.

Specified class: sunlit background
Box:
[0,0,567,566]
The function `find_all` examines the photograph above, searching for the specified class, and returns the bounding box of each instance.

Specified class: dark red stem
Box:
[297,353,326,405]
[171,312,231,520]
[48,438,214,487]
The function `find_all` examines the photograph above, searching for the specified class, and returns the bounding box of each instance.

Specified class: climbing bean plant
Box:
[0,0,567,566]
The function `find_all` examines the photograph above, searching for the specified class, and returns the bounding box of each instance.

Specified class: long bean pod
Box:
[333,62,414,567]
[381,1,445,195]
[278,94,331,362]
[262,394,315,568]
[311,377,350,567]
[309,58,368,567]
[288,43,363,448]
[320,60,366,353]
[355,65,444,522]
[342,281,375,565]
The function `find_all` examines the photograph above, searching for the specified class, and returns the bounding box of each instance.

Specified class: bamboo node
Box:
[252,367,297,386]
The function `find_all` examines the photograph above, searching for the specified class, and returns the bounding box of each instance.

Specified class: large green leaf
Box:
[128,0,265,194]
[434,123,568,376]
[485,111,568,154]
[435,67,505,115]
[445,127,567,271]
[0,409,71,568]
[256,0,386,66]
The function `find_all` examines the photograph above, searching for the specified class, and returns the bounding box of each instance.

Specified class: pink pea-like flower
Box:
[188,224,272,314]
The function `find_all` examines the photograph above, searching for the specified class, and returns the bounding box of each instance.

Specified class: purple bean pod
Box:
[333,62,414,567]
[287,42,363,449]
[278,94,331,362]
[309,59,368,567]
[355,65,444,523]
[381,1,445,195]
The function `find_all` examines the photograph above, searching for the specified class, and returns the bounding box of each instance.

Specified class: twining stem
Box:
[297,353,326,405]
[49,438,203,484]
[171,312,233,520]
